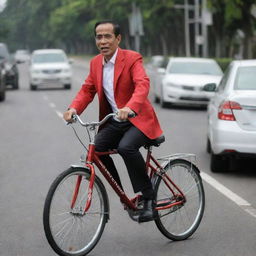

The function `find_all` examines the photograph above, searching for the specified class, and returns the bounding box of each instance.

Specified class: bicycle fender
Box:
[70,165,91,174]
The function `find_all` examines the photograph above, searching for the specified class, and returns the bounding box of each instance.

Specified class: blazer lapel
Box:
[114,49,125,91]
[95,55,104,99]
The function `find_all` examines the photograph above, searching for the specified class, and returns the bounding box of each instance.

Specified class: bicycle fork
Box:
[70,144,96,215]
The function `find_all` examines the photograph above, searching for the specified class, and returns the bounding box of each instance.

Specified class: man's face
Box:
[95,23,121,61]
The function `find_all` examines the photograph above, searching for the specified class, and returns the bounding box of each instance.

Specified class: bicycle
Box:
[43,113,205,256]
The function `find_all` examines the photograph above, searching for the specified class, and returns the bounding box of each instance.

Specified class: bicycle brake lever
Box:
[66,115,77,125]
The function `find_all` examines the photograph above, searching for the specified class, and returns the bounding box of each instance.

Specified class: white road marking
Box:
[43,95,49,101]
[55,110,64,120]
[43,93,65,122]
[49,102,56,108]
[201,171,256,219]
[55,110,67,124]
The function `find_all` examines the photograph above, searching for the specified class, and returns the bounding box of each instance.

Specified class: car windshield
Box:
[0,46,10,59]
[16,50,29,55]
[167,61,223,76]
[234,66,256,90]
[32,53,66,63]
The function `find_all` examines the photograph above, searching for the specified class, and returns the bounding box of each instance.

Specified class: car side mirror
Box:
[203,83,217,92]
[157,68,166,74]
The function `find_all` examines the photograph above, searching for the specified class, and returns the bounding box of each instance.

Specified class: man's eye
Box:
[95,34,114,40]
[95,35,102,40]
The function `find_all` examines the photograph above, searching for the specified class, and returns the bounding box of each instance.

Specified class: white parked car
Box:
[29,49,72,90]
[146,55,167,103]
[14,49,30,63]
[155,57,223,107]
[204,59,256,172]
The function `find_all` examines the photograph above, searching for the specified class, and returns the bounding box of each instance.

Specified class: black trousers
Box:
[95,118,154,198]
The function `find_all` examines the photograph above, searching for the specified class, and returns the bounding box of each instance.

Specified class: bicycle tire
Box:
[154,159,205,241]
[43,167,109,256]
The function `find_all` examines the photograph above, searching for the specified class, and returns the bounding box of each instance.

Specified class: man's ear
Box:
[117,34,121,44]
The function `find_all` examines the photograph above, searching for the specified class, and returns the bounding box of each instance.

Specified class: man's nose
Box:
[100,37,108,43]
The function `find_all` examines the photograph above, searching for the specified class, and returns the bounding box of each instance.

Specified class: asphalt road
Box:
[0,59,255,256]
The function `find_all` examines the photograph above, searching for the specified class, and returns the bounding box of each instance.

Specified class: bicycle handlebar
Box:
[71,113,115,127]
[70,112,136,128]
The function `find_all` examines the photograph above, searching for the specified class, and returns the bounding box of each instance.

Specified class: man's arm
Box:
[125,54,150,115]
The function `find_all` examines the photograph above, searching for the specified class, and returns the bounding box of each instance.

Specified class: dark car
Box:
[0,59,6,101]
[0,43,19,89]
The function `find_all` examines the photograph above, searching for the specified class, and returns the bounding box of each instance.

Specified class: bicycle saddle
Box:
[146,134,165,147]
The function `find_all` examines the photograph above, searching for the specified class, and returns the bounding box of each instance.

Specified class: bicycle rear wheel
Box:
[43,167,109,256]
[154,159,205,241]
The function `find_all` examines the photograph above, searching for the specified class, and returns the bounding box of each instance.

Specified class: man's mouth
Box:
[101,47,109,52]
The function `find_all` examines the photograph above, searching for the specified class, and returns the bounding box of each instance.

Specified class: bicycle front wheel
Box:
[43,167,109,256]
[154,159,205,241]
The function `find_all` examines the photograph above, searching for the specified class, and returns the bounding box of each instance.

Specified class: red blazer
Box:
[69,48,163,139]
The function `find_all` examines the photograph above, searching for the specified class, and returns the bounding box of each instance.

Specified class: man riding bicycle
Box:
[63,20,163,222]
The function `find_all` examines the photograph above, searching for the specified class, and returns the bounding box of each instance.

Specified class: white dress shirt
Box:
[102,49,118,113]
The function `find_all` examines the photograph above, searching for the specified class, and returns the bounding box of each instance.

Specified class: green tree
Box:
[209,0,256,58]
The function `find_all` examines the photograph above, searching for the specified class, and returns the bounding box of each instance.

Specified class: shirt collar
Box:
[102,48,118,66]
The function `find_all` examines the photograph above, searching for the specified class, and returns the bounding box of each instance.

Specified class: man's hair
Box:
[94,20,121,37]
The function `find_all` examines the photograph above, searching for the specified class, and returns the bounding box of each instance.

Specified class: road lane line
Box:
[201,172,256,219]
[49,102,56,108]
[42,93,65,122]
[55,110,64,120]
[244,207,256,218]
[43,95,49,101]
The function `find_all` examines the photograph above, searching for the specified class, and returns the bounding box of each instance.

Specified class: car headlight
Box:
[166,82,181,88]
[5,63,12,71]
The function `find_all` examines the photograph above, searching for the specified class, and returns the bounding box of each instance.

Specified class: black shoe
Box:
[138,199,157,223]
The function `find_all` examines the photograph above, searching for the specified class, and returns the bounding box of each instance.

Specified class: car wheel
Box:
[30,84,37,90]
[13,76,19,89]
[160,89,168,108]
[160,98,170,108]
[210,153,229,173]
[154,94,160,103]
[0,90,5,102]
[206,138,211,153]
[64,84,71,89]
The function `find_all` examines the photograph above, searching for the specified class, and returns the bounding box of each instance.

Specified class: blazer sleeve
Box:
[69,62,97,115]
[125,54,150,114]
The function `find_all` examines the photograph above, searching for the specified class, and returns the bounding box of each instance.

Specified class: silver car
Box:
[29,49,72,90]
[204,60,256,172]
[156,57,223,108]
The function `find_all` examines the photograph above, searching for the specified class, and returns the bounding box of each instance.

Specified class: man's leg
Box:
[95,122,124,190]
[117,126,154,199]
[117,125,156,222]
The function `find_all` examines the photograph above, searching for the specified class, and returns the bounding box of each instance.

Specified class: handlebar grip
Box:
[66,114,77,125]
[71,114,77,121]
[128,112,136,118]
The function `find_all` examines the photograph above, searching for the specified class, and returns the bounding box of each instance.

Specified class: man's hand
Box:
[117,107,134,120]
[63,108,77,122]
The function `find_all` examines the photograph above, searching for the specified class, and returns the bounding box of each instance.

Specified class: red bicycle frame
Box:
[70,141,186,214]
